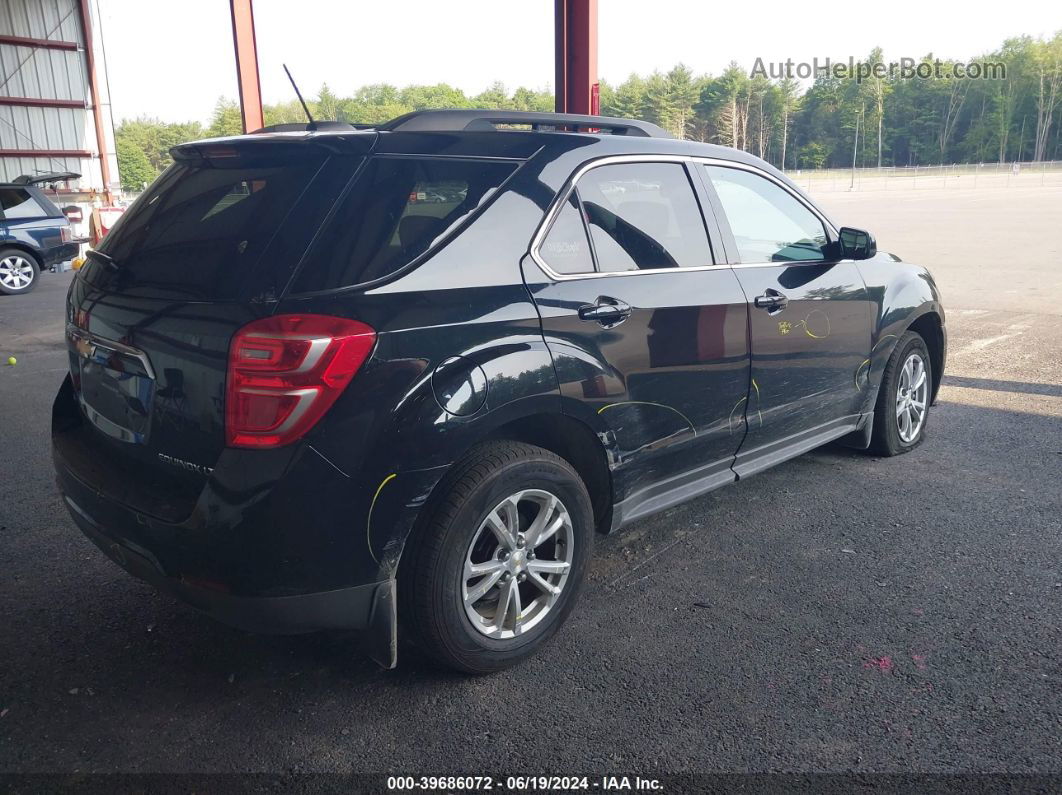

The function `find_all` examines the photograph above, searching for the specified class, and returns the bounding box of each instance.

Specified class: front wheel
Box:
[868,331,932,456]
[400,441,593,674]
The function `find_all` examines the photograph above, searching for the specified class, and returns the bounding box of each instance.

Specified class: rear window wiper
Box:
[86,249,120,271]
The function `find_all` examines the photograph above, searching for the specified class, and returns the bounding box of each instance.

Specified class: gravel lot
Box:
[0,186,1059,779]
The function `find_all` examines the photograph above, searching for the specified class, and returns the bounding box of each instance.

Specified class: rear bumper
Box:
[40,241,79,267]
[62,488,398,667]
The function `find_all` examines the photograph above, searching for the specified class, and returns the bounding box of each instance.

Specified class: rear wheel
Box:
[868,331,932,456]
[400,441,593,674]
[0,249,40,295]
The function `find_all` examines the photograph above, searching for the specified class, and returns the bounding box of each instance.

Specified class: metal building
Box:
[0,0,117,198]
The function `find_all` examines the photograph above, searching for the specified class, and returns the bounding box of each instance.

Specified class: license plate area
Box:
[68,326,156,444]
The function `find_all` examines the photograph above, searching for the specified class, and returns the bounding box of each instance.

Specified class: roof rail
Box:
[250,121,372,134]
[378,109,672,138]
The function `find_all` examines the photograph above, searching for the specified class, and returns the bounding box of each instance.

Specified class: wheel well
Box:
[484,414,613,533]
[0,244,42,267]
[908,312,944,402]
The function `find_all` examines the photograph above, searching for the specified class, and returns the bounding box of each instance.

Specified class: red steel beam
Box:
[0,96,84,109]
[0,148,92,157]
[554,0,599,115]
[0,34,79,51]
[229,0,264,133]
[76,0,113,201]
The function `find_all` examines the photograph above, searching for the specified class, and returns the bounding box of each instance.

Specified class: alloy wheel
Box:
[0,255,34,291]
[462,489,574,639]
[895,352,928,443]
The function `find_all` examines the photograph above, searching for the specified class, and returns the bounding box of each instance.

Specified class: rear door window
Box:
[576,163,713,272]
[0,188,46,219]
[289,156,517,292]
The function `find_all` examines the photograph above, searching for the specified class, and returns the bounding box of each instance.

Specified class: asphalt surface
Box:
[0,187,1059,778]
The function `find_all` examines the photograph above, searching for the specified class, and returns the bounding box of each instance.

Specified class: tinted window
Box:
[91,154,329,299]
[576,163,712,272]
[705,165,828,263]
[540,194,594,275]
[0,188,45,219]
[291,157,516,292]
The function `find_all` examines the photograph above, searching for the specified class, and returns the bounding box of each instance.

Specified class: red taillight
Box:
[225,314,376,449]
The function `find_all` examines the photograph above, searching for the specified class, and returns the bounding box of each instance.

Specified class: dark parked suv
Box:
[0,174,79,295]
[52,110,946,672]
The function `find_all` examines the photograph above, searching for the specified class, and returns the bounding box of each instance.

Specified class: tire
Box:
[400,441,594,674]
[0,248,40,295]
[868,330,932,456]
[0,249,40,295]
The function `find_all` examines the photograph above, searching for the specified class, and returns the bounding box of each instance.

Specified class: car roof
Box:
[177,109,799,194]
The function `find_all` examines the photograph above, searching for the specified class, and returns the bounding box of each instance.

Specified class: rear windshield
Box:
[289,156,517,292]
[87,153,329,300]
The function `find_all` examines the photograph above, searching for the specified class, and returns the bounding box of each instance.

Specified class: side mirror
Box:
[838,227,876,260]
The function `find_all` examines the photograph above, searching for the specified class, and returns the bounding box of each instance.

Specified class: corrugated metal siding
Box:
[0,154,86,183]
[0,104,85,149]
[0,44,86,101]
[0,0,83,44]
[0,0,97,188]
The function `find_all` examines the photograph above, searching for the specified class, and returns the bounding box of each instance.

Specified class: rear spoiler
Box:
[171,133,375,162]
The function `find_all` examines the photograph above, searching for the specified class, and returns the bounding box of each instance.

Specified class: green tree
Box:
[206,97,243,137]
[861,48,891,167]
[473,81,512,109]
[114,117,203,177]
[316,83,341,120]
[110,32,1062,177]
[398,83,472,109]
[1031,32,1062,161]
[776,78,801,169]
[511,86,553,112]
[116,135,156,192]
[263,100,310,126]
[601,74,645,119]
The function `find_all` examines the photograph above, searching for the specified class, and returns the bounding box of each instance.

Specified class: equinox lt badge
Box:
[157,453,214,476]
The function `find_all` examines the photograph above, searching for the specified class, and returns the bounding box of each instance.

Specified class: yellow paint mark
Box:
[871,334,898,353]
[855,359,871,390]
[778,320,792,335]
[750,378,763,425]
[597,401,696,437]
[728,395,748,434]
[799,310,831,339]
[366,473,397,565]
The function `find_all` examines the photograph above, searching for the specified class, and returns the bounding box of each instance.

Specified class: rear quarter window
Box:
[288,156,517,293]
[0,187,47,219]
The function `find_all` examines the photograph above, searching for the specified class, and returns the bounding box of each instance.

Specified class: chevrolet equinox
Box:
[52,110,946,673]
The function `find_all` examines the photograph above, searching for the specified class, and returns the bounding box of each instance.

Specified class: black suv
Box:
[52,110,946,673]
[0,174,79,295]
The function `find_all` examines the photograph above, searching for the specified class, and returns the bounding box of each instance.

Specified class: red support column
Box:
[77,0,113,202]
[229,0,264,133]
[554,0,599,115]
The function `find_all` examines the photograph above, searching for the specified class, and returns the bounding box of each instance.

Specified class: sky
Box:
[97,0,1061,125]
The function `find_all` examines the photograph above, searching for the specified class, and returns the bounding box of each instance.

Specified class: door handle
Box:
[753,289,788,311]
[578,297,632,326]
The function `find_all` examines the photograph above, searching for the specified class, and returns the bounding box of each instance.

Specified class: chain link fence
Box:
[789,161,1062,193]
